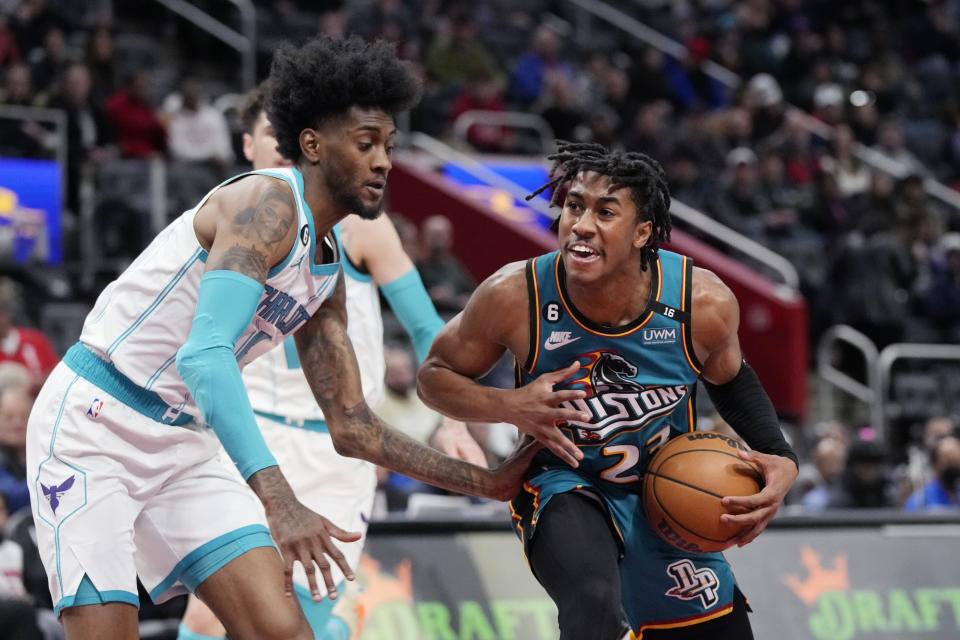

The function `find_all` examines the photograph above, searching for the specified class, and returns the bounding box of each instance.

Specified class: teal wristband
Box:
[381,268,444,363]
[176,270,277,479]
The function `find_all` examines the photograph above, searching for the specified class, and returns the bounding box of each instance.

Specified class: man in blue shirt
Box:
[905,435,960,511]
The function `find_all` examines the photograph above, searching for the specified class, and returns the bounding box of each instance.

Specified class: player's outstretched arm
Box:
[178,176,360,602]
[295,273,539,500]
[691,267,799,546]
[417,264,590,468]
[348,214,485,464]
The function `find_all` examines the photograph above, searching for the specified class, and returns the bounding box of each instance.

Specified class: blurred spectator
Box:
[798,436,847,511]
[780,18,821,96]
[902,415,956,500]
[416,215,475,312]
[0,279,57,391]
[11,0,62,56]
[345,0,415,46]
[663,37,727,114]
[758,149,807,237]
[904,435,960,511]
[743,73,786,143]
[624,100,674,162]
[857,173,897,237]
[602,65,635,131]
[920,233,960,342]
[84,25,115,107]
[820,124,871,199]
[46,62,111,212]
[826,437,897,509]
[506,25,572,108]
[847,91,880,147]
[665,143,716,212]
[0,385,30,514]
[873,120,926,179]
[0,364,30,395]
[821,221,917,348]
[449,73,508,152]
[767,111,816,185]
[0,492,43,640]
[105,70,166,158]
[0,15,22,67]
[0,62,34,105]
[586,104,621,150]
[892,175,947,244]
[626,46,671,108]
[377,345,440,445]
[942,108,960,187]
[164,76,233,167]
[711,146,768,234]
[705,105,753,153]
[26,26,68,97]
[318,9,346,41]
[812,82,845,127]
[0,63,48,159]
[425,9,501,88]
[391,213,421,263]
[375,345,442,510]
[538,72,585,143]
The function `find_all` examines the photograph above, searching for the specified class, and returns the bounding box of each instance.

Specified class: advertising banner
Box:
[0,157,62,264]
[360,524,960,639]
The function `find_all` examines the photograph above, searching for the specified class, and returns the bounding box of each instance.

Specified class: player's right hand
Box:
[505,361,590,468]
[266,500,361,602]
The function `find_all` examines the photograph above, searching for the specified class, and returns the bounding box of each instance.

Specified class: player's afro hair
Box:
[266,35,422,160]
[527,141,672,272]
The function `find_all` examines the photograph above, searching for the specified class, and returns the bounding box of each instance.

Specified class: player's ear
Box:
[241,133,254,163]
[299,128,322,164]
[633,220,653,249]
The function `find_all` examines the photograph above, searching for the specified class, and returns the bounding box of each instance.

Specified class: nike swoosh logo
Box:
[544,336,580,351]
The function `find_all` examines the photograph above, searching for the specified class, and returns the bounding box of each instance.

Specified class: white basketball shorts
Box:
[27,360,273,615]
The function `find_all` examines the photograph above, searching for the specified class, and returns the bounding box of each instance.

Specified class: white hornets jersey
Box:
[78,168,340,423]
[243,221,385,423]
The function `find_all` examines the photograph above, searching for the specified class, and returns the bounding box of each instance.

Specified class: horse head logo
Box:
[590,353,639,393]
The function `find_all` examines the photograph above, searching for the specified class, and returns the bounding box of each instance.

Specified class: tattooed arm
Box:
[296,274,538,501]
[196,175,298,279]
[183,176,360,599]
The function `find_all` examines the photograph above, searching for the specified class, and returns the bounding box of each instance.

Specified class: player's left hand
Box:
[429,418,487,466]
[486,436,543,501]
[719,449,798,547]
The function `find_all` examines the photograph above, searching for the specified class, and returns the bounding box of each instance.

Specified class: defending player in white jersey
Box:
[26,36,537,640]
[177,83,486,640]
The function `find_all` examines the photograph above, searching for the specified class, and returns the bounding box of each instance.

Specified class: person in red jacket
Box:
[0,279,57,390]
[105,70,167,158]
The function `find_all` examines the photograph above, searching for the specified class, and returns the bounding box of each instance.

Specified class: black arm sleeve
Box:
[703,361,799,469]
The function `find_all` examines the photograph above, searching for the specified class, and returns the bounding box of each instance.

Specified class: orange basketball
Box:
[643,431,763,553]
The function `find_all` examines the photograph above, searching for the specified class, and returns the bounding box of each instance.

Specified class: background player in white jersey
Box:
[177,83,486,640]
[25,36,537,640]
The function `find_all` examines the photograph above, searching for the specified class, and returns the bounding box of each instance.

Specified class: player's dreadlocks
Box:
[527,141,672,272]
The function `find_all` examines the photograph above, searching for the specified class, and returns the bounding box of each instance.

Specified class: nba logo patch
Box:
[86,398,104,419]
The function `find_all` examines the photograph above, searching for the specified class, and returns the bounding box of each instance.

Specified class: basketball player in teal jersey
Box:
[177,82,486,640]
[26,36,536,640]
[419,142,799,639]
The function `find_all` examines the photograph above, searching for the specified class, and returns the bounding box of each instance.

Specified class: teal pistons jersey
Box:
[516,249,702,489]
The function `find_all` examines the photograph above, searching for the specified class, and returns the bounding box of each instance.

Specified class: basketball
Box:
[643,432,764,553]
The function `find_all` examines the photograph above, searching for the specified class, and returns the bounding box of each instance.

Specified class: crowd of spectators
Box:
[3,0,958,346]
[1,0,958,515]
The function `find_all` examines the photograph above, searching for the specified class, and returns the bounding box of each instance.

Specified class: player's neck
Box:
[299,163,349,239]
[565,266,652,328]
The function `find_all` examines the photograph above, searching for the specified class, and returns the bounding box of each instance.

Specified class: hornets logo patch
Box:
[559,351,689,443]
